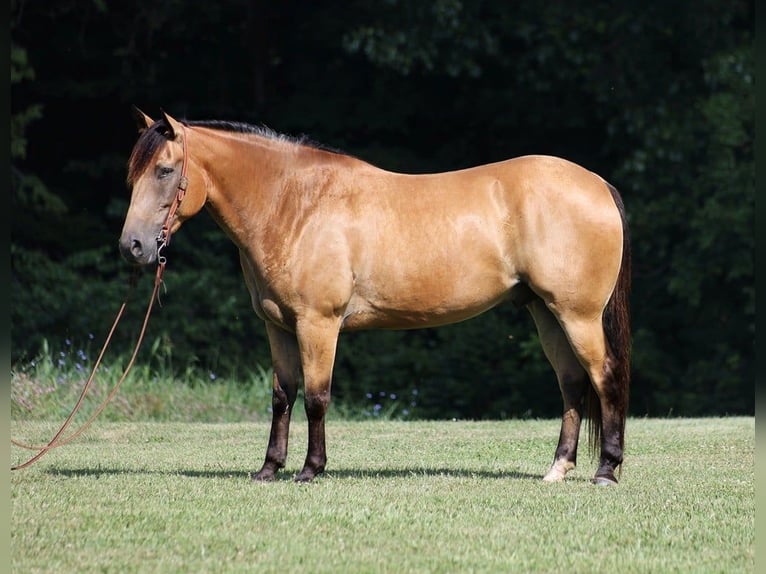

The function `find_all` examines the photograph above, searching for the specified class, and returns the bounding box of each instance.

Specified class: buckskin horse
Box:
[119,109,631,485]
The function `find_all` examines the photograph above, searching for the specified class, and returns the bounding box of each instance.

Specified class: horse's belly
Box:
[341,273,516,331]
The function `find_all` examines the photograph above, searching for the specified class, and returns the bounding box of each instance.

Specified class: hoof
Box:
[251,468,277,482]
[591,475,618,486]
[542,471,566,483]
[543,460,575,482]
[294,465,324,483]
[294,471,316,483]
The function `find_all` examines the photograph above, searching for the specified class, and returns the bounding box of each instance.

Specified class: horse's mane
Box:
[185,120,317,147]
[127,118,342,186]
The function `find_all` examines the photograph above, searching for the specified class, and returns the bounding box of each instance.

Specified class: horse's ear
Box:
[160,109,184,142]
[132,105,154,133]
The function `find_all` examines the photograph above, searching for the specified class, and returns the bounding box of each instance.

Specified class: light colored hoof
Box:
[543,461,575,482]
[542,470,565,482]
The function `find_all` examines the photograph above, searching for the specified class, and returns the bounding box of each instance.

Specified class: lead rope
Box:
[11,267,159,467]
[11,125,189,471]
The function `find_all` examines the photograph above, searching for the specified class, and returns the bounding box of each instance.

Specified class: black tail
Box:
[587,182,632,459]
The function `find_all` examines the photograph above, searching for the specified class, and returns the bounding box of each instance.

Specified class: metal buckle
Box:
[156,227,169,267]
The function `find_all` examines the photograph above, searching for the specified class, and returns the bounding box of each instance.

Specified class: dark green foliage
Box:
[10,0,754,417]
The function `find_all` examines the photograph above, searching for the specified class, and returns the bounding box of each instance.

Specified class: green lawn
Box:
[10,417,754,573]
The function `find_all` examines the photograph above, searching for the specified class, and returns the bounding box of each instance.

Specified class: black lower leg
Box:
[252,379,297,481]
[593,412,624,484]
[554,375,588,465]
[295,389,330,482]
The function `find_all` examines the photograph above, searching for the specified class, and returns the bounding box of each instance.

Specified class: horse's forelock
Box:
[126,122,172,186]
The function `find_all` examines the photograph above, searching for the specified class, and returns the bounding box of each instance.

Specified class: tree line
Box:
[11,0,754,418]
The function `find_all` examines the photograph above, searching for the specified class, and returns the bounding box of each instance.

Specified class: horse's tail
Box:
[587,182,632,460]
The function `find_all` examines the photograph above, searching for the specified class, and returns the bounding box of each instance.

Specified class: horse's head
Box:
[119,108,205,265]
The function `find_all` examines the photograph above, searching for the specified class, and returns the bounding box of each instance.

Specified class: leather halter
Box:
[156,124,189,277]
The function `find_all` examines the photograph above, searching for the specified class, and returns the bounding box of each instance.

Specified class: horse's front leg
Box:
[252,322,301,481]
[293,316,341,482]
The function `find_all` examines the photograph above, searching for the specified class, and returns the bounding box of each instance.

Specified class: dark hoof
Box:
[251,469,277,482]
[591,475,618,486]
[294,466,324,483]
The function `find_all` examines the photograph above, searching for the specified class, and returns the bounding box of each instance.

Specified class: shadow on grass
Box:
[42,466,590,482]
[321,468,547,481]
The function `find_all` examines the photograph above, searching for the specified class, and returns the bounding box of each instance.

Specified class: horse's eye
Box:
[157,166,174,179]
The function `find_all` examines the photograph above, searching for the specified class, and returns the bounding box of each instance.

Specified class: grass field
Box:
[10,417,753,573]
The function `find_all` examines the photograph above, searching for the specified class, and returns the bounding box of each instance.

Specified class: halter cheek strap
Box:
[156,125,189,272]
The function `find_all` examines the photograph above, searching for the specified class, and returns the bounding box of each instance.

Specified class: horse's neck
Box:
[197,131,338,259]
[194,133,280,239]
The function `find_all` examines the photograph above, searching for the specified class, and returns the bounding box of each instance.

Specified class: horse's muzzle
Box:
[118,233,157,266]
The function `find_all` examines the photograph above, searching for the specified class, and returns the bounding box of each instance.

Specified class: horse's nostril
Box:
[130,239,143,257]
[123,239,144,259]
[118,234,155,265]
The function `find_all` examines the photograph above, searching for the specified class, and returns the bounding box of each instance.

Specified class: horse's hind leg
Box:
[527,298,589,482]
[557,313,626,485]
[252,322,301,481]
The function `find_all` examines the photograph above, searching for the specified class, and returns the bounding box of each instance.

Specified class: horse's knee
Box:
[304,388,331,419]
[271,386,287,413]
[271,375,297,415]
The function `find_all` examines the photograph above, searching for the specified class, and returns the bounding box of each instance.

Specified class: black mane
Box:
[184,119,311,145]
[127,117,342,185]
